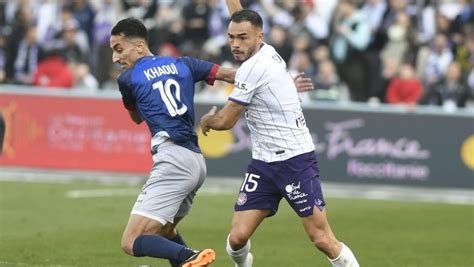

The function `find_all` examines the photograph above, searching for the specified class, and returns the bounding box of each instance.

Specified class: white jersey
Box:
[229,43,315,162]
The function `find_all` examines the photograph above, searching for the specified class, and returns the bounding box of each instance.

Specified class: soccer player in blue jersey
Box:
[200,1,360,267]
[110,18,236,267]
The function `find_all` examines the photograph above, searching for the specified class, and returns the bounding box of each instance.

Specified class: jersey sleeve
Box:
[229,58,267,106]
[180,56,218,85]
[117,69,137,111]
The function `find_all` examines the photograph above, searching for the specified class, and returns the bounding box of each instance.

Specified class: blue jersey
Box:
[118,56,218,153]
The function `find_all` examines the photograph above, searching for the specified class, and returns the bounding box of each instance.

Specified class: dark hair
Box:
[111,18,148,42]
[230,9,263,30]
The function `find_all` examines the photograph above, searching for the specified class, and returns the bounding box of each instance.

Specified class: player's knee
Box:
[309,231,331,250]
[121,242,134,256]
[313,237,331,251]
[228,232,249,249]
[121,236,135,256]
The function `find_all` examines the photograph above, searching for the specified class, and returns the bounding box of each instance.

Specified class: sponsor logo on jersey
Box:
[234,81,248,91]
[299,206,311,212]
[295,199,307,204]
[285,182,308,201]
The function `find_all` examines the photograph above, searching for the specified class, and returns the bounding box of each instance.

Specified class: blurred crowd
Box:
[1,0,473,110]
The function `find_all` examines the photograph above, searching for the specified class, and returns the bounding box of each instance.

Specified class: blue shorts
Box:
[234,151,326,217]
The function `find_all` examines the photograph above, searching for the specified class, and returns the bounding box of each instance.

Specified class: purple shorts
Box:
[234,151,326,217]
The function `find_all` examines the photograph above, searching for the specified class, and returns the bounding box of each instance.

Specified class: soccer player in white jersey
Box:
[200,2,360,267]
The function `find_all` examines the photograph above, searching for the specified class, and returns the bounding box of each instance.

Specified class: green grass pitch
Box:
[0,181,473,266]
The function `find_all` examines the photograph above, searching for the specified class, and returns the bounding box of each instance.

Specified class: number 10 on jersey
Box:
[241,173,260,192]
[153,79,188,116]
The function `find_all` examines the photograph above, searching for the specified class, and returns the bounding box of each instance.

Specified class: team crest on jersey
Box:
[237,192,247,206]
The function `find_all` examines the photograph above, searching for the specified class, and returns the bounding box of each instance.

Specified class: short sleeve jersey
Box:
[118,56,218,153]
[229,43,315,162]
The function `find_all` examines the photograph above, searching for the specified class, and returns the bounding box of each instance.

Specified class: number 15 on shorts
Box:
[240,173,260,192]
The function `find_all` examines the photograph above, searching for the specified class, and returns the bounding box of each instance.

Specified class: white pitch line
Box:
[65,188,139,198]
[0,261,74,267]
[63,186,474,205]
[2,168,471,205]
[65,187,235,199]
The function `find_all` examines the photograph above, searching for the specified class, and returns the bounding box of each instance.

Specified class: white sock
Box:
[226,235,251,265]
[328,243,359,267]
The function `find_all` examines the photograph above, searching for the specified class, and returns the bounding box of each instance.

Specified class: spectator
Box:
[13,25,43,85]
[421,62,470,110]
[291,0,329,42]
[0,0,471,114]
[182,0,211,47]
[35,0,62,44]
[375,56,401,102]
[158,42,180,58]
[101,63,121,91]
[121,0,157,20]
[267,25,292,63]
[415,0,437,45]
[33,52,74,89]
[92,0,121,87]
[291,31,312,55]
[361,0,387,36]
[330,0,371,101]
[42,8,89,64]
[466,68,474,109]
[70,0,95,46]
[380,11,415,65]
[4,4,34,82]
[70,61,99,91]
[454,33,474,77]
[308,59,350,103]
[450,0,474,38]
[309,44,330,73]
[420,33,454,87]
[289,51,314,78]
[58,19,88,63]
[148,3,185,53]
[385,63,423,105]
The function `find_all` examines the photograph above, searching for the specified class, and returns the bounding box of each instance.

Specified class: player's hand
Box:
[200,106,217,136]
[294,73,314,92]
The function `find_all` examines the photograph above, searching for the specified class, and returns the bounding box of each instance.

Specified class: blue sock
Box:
[132,235,195,262]
[168,232,188,267]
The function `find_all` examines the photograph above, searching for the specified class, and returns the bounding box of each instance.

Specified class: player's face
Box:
[228,21,263,63]
[110,34,142,70]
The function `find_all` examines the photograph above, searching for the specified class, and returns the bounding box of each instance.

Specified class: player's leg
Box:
[301,208,359,267]
[121,141,214,266]
[166,218,188,267]
[121,214,196,261]
[227,159,281,267]
[227,209,269,267]
[280,151,359,266]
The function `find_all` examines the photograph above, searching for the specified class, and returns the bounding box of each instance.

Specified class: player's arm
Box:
[127,110,143,124]
[181,56,235,84]
[225,0,243,15]
[215,66,236,84]
[118,71,143,124]
[200,101,245,135]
